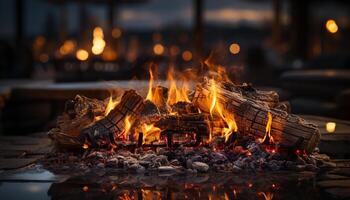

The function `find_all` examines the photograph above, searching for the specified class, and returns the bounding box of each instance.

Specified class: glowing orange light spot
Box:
[82,143,89,149]
[326,19,338,34]
[82,186,88,192]
[182,50,192,61]
[153,44,164,55]
[112,28,122,38]
[326,122,336,133]
[76,49,89,61]
[93,27,104,38]
[229,43,240,54]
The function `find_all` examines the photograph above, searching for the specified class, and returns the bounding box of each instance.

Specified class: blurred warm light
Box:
[112,28,122,38]
[82,186,89,192]
[92,38,106,55]
[34,36,45,47]
[92,27,106,55]
[76,49,89,61]
[82,143,89,149]
[153,44,164,55]
[93,27,104,38]
[102,46,118,61]
[326,19,338,34]
[169,45,180,57]
[152,32,162,42]
[59,40,76,55]
[229,43,240,54]
[39,54,49,63]
[326,122,336,133]
[182,50,192,61]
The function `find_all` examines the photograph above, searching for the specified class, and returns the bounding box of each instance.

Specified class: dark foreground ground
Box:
[0,116,349,199]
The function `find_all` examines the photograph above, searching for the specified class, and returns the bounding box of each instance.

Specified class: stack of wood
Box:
[48,78,320,153]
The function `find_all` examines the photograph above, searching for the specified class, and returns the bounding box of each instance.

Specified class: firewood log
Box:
[79,90,144,147]
[192,79,320,153]
[48,95,107,147]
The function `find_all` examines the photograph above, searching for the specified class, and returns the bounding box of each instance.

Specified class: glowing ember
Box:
[76,49,89,61]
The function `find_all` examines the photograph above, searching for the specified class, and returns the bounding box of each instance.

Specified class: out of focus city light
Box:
[93,27,104,38]
[112,28,122,38]
[92,38,106,55]
[59,40,76,55]
[326,19,338,34]
[182,50,192,61]
[153,44,164,55]
[229,43,240,55]
[326,122,336,133]
[76,49,89,61]
[92,27,106,55]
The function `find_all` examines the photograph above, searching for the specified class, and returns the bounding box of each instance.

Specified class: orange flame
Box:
[166,68,190,106]
[208,79,238,142]
[146,68,155,101]
[123,115,132,139]
[145,68,165,107]
[141,123,161,144]
[258,192,274,200]
[258,112,274,144]
[105,95,120,116]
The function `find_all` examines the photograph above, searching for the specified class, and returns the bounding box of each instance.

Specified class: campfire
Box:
[46,65,329,173]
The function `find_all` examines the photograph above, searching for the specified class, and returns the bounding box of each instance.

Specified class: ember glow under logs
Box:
[48,67,320,155]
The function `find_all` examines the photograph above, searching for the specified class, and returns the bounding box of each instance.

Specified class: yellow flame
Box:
[259,112,274,144]
[105,96,120,116]
[146,68,155,101]
[123,115,132,139]
[166,68,190,106]
[141,123,161,144]
[208,79,238,142]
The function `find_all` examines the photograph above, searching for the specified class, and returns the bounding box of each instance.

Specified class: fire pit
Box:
[44,67,331,174]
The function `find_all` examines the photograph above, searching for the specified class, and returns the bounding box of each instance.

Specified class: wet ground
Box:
[1,164,350,200]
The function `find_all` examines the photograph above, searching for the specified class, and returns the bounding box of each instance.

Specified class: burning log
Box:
[48,95,107,147]
[192,79,320,153]
[79,90,144,147]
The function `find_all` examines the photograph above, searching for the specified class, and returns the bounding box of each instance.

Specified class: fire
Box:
[123,115,132,139]
[141,123,161,144]
[258,112,274,144]
[208,79,238,142]
[166,68,190,106]
[145,68,166,107]
[105,95,120,116]
[258,192,274,200]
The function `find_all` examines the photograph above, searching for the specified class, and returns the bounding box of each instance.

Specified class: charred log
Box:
[192,79,320,153]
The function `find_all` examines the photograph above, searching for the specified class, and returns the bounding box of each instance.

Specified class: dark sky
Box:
[0,0,347,38]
